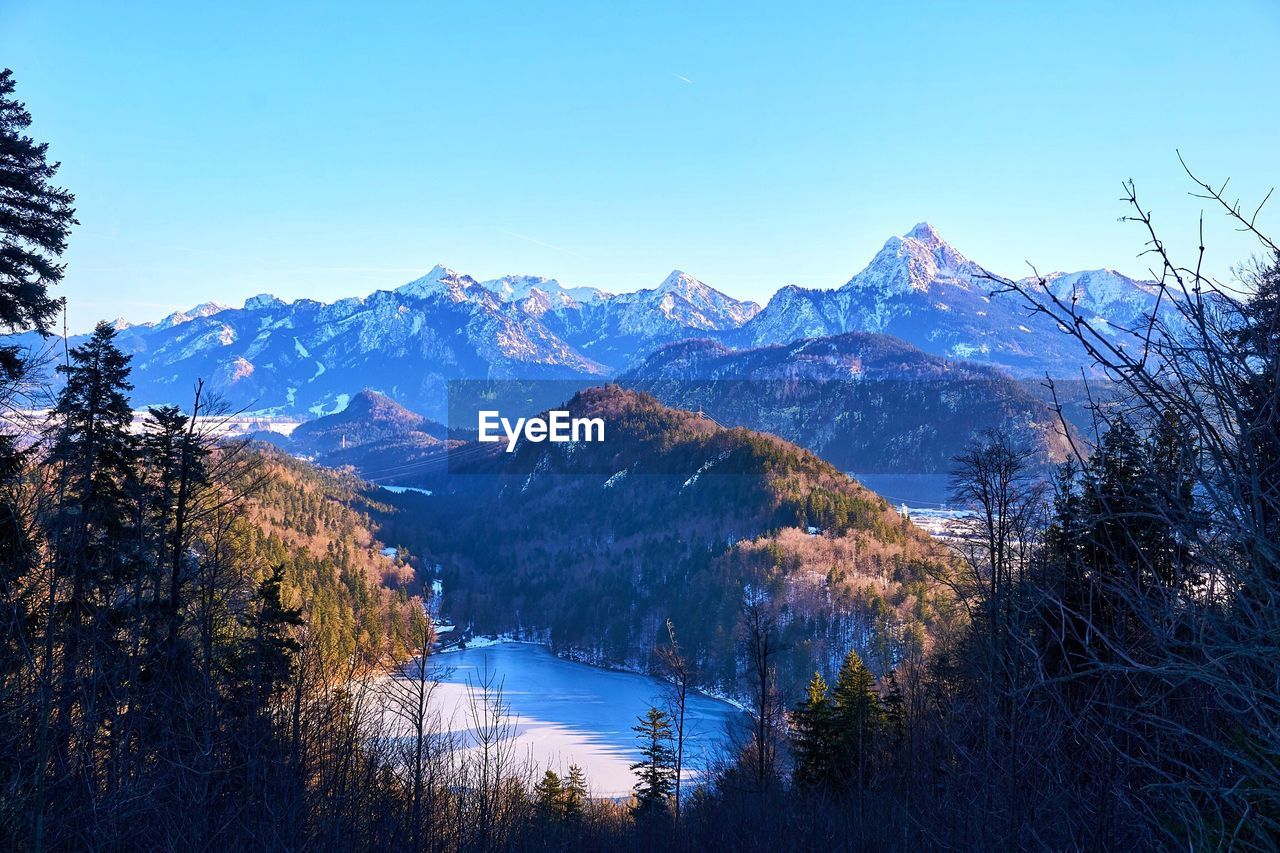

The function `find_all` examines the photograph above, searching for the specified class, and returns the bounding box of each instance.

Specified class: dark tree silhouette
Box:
[0,68,77,377]
[789,671,834,790]
[630,706,677,819]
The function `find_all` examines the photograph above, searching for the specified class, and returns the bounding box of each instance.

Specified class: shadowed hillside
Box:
[620,334,1076,474]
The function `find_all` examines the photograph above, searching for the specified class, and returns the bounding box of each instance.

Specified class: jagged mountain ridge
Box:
[11,224,1169,418]
[18,265,758,419]
[538,270,762,367]
[734,223,1175,377]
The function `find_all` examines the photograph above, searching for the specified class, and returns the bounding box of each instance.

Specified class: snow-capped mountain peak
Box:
[480,274,557,301]
[646,270,761,326]
[656,270,703,295]
[843,223,983,297]
[157,301,230,330]
[395,264,479,300]
[479,274,608,306]
[905,222,972,269]
[736,222,1177,377]
[650,267,757,320]
[243,293,286,311]
[905,220,943,245]
[1037,268,1163,310]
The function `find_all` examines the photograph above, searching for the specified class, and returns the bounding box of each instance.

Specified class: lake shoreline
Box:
[437,635,749,712]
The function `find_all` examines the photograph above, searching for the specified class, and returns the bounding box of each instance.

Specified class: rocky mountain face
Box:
[620,333,1075,474]
[735,223,1175,377]
[540,270,762,368]
[475,273,609,308]
[372,385,953,696]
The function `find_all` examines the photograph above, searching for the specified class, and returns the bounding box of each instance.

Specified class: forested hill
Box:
[619,333,1075,474]
[239,443,424,667]
[290,389,448,456]
[0,321,427,849]
[286,388,460,482]
[373,386,955,698]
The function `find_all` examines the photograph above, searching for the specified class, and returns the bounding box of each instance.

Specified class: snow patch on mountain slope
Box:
[309,393,350,417]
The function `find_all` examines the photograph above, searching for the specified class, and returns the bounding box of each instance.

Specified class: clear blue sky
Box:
[3,0,1277,330]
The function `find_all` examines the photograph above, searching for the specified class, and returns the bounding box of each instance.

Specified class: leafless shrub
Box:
[977,161,1280,847]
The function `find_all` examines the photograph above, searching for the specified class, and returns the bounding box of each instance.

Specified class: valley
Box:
[2,16,1270,848]
[367,385,955,702]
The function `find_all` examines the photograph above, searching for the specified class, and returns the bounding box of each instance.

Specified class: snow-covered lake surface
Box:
[385,642,743,798]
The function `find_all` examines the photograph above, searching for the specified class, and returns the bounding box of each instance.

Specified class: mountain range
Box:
[10,224,1168,424]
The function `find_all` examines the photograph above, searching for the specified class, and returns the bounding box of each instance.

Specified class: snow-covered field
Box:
[382,642,742,798]
[902,507,978,539]
[849,472,978,539]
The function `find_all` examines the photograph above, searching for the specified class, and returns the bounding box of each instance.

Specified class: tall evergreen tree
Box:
[1046,415,1193,674]
[1042,457,1090,678]
[0,73,81,829]
[138,399,210,657]
[231,564,304,717]
[0,68,77,377]
[789,671,834,790]
[630,706,676,819]
[42,321,138,788]
[563,764,588,820]
[1235,254,1280,586]
[830,649,881,790]
[1145,407,1196,594]
[45,321,137,601]
[533,770,566,819]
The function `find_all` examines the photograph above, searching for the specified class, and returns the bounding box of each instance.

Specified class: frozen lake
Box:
[851,472,953,507]
[384,642,742,798]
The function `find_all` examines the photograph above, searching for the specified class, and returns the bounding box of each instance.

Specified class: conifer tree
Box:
[232,564,303,718]
[1042,457,1089,677]
[0,68,77,379]
[830,649,881,789]
[630,706,676,818]
[1145,407,1196,593]
[563,764,588,819]
[790,671,834,790]
[1047,416,1193,671]
[139,398,210,657]
[47,321,136,525]
[0,67,69,647]
[1235,255,1280,584]
[43,321,138,782]
[533,769,566,819]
